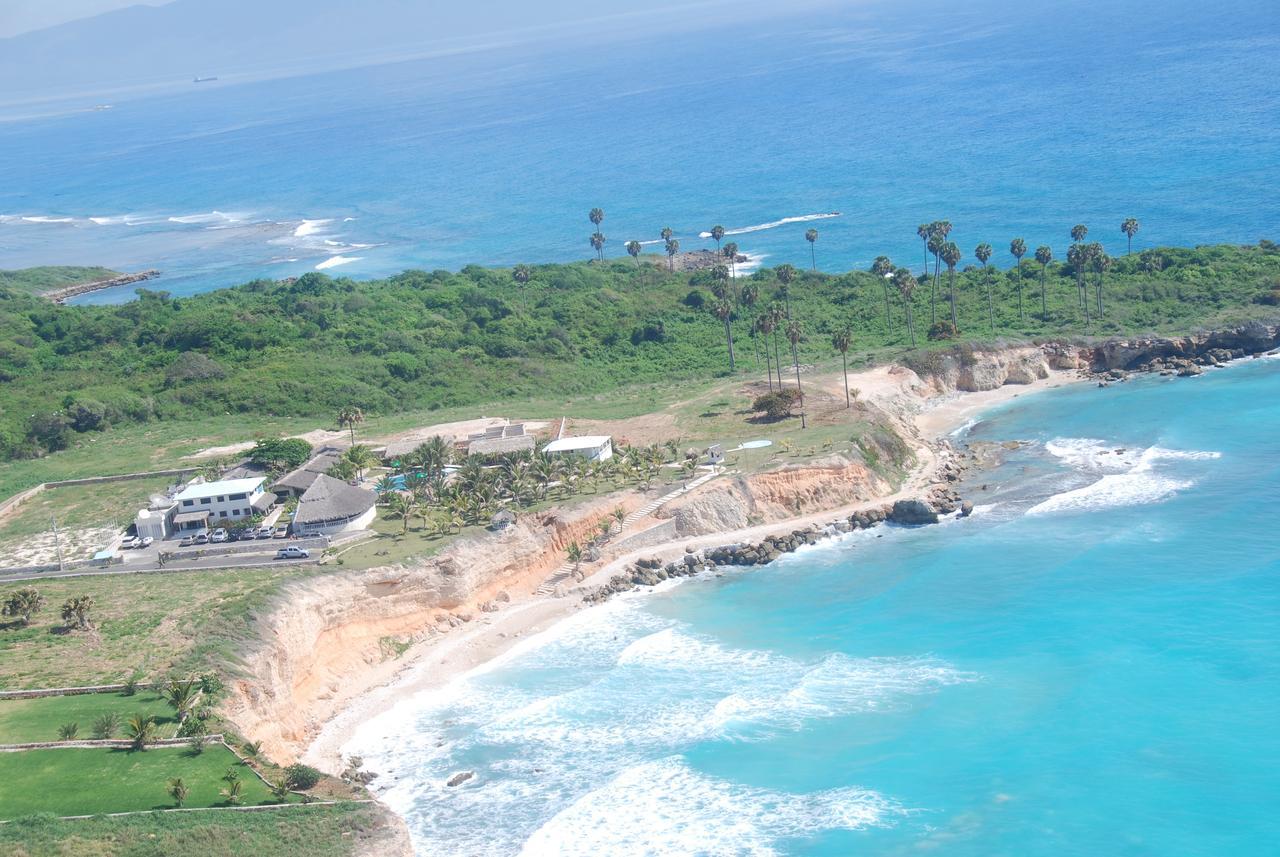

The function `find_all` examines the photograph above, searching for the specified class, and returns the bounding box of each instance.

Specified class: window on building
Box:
[230,493,246,500]
[201,497,210,504]
[182,499,194,507]
[217,496,225,503]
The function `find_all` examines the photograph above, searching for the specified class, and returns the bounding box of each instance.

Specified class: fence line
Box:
[0,798,376,824]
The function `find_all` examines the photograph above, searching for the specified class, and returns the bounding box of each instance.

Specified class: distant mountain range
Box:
[0,0,831,106]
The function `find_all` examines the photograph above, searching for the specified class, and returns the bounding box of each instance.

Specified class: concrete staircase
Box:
[533,468,720,596]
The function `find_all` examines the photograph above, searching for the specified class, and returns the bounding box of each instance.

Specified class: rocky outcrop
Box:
[1088,322,1280,372]
[919,346,1052,393]
[661,453,893,538]
[887,498,938,525]
[43,269,160,303]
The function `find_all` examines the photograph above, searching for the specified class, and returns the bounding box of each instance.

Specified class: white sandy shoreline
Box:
[303,368,1084,774]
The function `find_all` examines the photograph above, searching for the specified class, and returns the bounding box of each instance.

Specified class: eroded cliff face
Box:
[225,496,634,762]
[917,345,1053,393]
[661,453,895,538]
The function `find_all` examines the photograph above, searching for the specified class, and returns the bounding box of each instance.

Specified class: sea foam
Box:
[315,255,362,270]
[519,756,902,856]
[1028,438,1219,515]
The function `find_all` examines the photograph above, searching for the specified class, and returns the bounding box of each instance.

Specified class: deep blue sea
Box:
[348,358,1280,856]
[1,0,1278,303]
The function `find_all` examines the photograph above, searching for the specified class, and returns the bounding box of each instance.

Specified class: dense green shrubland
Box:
[0,241,1276,461]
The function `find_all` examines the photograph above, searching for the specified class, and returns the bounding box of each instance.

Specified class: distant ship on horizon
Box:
[193,76,218,83]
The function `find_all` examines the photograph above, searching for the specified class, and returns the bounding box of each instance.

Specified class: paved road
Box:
[0,552,321,583]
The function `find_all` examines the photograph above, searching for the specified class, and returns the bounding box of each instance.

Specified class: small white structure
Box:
[292,474,377,537]
[134,501,177,541]
[543,435,613,462]
[172,476,271,533]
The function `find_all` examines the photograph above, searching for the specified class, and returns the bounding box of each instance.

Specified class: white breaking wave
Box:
[20,215,74,223]
[294,218,333,237]
[733,251,768,278]
[167,210,245,224]
[519,756,903,856]
[1028,438,1220,515]
[315,255,362,270]
[698,212,840,239]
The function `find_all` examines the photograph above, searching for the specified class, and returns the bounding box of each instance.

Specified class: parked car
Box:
[236,529,255,541]
[273,526,289,539]
[193,532,210,545]
[119,536,140,549]
[210,528,228,543]
[139,536,154,548]
[275,546,310,560]
[257,526,274,539]
[179,535,195,547]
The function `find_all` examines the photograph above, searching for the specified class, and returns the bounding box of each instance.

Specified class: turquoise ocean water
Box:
[1,0,1278,302]
[348,358,1280,855]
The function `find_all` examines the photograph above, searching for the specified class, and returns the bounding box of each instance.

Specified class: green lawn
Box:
[0,802,394,857]
[0,692,177,744]
[0,744,282,818]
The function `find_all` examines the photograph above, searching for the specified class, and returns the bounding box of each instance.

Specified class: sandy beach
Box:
[302,364,1083,773]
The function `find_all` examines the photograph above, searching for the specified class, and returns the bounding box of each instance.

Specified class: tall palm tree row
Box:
[805,228,819,270]
[894,268,918,347]
[871,255,894,327]
[832,327,853,408]
[1034,245,1053,319]
[722,242,740,279]
[786,319,806,429]
[941,241,962,328]
[626,240,642,265]
[589,208,605,256]
[710,224,725,251]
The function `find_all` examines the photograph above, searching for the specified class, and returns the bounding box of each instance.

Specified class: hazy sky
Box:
[0,0,171,37]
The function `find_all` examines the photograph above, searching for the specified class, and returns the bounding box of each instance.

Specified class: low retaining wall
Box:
[0,735,221,751]
[0,679,196,699]
[0,467,196,524]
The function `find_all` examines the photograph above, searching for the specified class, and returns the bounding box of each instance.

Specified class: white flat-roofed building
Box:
[542,435,613,462]
[172,476,271,531]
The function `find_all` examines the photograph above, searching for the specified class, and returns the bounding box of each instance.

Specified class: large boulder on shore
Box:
[888,498,939,526]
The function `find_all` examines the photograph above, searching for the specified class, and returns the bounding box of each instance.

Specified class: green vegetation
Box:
[0,265,120,295]
[0,744,280,818]
[0,803,394,857]
[1,241,1276,467]
[0,475,177,543]
[0,569,305,688]
[0,691,176,743]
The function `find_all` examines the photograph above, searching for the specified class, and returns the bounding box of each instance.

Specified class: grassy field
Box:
[0,266,120,295]
[0,568,309,689]
[0,478,180,542]
[0,802,394,857]
[0,744,281,818]
[0,691,177,744]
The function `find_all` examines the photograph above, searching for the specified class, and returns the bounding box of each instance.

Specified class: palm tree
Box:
[756,313,776,391]
[1067,243,1091,325]
[1121,217,1140,255]
[384,493,415,535]
[665,238,680,271]
[162,678,200,723]
[805,228,819,270]
[774,264,796,317]
[220,778,244,806]
[927,231,945,324]
[590,231,606,261]
[710,225,725,250]
[1091,242,1110,316]
[975,242,995,335]
[271,777,291,802]
[168,778,189,808]
[1010,237,1027,322]
[1071,223,1089,242]
[739,282,761,366]
[660,226,673,242]
[941,242,962,328]
[511,264,531,285]
[2,587,44,625]
[768,303,787,388]
[126,714,157,751]
[832,327,853,408]
[711,299,736,370]
[566,541,583,570]
[722,241,739,279]
[345,444,376,480]
[60,595,94,631]
[92,712,121,739]
[894,268,918,347]
[871,256,894,327]
[626,240,642,265]
[785,320,806,429]
[589,208,605,252]
[916,224,932,279]
[337,406,364,445]
[1034,245,1053,319]
[58,722,78,740]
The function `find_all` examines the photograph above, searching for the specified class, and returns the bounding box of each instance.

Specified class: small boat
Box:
[193,76,218,83]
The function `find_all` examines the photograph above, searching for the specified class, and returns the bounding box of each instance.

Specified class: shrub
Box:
[927,320,958,341]
[92,712,120,740]
[751,389,801,420]
[284,763,323,790]
[57,723,78,741]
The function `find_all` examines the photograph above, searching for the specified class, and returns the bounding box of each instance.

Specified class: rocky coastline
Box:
[43,269,160,303]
